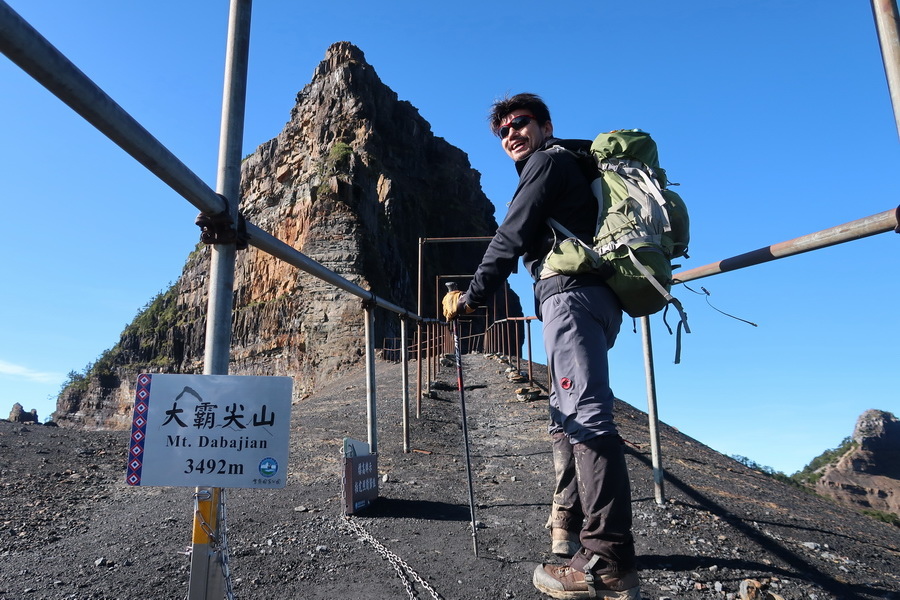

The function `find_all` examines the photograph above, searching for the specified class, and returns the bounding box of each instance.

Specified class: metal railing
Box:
[1,2,539,595]
[5,0,900,596]
[0,1,449,597]
[633,207,900,505]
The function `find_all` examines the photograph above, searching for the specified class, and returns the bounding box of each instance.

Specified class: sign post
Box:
[342,437,378,514]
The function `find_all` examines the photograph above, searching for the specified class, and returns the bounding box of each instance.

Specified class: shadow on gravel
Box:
[362,497,470,521]
[628,448,879,600]
[429,381,487,392]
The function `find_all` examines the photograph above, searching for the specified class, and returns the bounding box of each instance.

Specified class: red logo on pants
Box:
[560,377,572,390]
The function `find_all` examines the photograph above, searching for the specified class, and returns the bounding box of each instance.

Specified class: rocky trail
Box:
[2,353,899,599]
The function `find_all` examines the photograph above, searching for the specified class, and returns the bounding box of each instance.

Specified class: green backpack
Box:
[540,129,691,328]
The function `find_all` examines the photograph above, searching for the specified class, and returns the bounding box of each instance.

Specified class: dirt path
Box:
[2,354,899,599]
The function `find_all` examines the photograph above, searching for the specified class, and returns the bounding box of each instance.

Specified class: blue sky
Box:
[1,1,897,475]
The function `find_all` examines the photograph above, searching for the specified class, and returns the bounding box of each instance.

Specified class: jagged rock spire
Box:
[54,42,519,429]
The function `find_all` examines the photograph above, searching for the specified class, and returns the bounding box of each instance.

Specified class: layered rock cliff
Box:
[816,409,900,515]
[54,42,521,430]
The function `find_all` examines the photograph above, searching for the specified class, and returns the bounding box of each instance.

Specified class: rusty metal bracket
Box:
[195,194,249,250]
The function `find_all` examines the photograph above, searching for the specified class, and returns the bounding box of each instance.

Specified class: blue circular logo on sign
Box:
[259,457,278,477]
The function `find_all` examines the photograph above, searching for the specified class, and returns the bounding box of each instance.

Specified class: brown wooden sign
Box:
[343,438,378,515]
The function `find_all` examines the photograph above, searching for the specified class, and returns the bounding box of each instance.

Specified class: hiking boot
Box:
[551,528,581,558]
[532,563,640,600]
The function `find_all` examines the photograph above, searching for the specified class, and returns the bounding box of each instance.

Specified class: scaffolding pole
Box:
[189,1,252,599]
[674,208,899,283]
[872,0,900,140]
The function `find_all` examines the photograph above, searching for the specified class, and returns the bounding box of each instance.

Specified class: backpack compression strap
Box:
[547,216,677,308]
[622,244,691,364]
[546,218,691,363]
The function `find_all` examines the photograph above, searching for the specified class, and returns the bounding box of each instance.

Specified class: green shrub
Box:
[60,370,88,395]
[327,142,353,173]
[791,437,857,486]
[861,509,900,527]
[730,455,813,492]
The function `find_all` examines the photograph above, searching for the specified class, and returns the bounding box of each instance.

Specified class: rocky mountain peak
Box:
[854,409,900,455]
[7,402,38,424]
[816,409,900,515]
[51,42,519,430]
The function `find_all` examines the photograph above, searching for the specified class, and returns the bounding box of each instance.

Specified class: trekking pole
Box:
[445,281,479,557]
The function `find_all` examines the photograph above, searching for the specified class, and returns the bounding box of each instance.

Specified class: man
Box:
[442,93,640,600]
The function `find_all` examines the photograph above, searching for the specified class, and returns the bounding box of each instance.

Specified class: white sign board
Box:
[126,374,292,488]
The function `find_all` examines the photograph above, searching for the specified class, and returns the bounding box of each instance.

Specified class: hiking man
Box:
[442,93,640,600]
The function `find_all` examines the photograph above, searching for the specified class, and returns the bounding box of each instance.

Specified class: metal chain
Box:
[339,446,444,600]
[190,490,237,600]
[340,516,445,600]
[218,489,236,600]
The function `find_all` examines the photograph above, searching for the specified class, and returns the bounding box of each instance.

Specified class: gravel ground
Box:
[1,354,899,600]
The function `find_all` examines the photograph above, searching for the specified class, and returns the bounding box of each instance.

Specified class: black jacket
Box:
[466,137,609,317]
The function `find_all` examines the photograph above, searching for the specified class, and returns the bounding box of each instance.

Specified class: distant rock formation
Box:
[53,42,521,430]
[816,409,900,515]
[8,403,38,424]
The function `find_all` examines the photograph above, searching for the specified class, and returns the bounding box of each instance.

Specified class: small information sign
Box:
[343,437,378,515]
[126,374,292,488]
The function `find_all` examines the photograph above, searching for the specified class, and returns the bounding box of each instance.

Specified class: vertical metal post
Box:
[189,1,251,599]
[432,322,438,377]
[433,322,438,376]
[416,238,424,417]
[425,322,433,397]
[365,302,378,454]
[506,286,521,372]
[514,319,521,371]
[401,317,410,453]
[504,320,510,359]
[640,316,665,505]
[872,0,900,139]
[525,318,534,385]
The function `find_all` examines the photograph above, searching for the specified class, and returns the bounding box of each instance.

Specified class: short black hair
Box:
[488,93,551,136]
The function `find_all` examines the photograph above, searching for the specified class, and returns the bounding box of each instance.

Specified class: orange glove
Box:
[442,290,474,320]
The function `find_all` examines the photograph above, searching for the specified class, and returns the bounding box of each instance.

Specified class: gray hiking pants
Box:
[541,285,621,443]
[541,285,635,573]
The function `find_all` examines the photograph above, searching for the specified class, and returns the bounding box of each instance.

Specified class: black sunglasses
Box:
[498,115,536,139]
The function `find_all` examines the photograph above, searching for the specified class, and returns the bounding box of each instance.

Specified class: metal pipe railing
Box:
[0,1,225,217]
[1,0,445,536]
[364,304,378,453]
[633,206,900,505]
[3,2,433,594]
[872,0,900,140]
[416,237,492,403]
[0,1,419,322]
[505,316,537,386]
[401,318,410,452]
[640,316,665,506]
[674,208,899,283]
[11,0,899,579]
